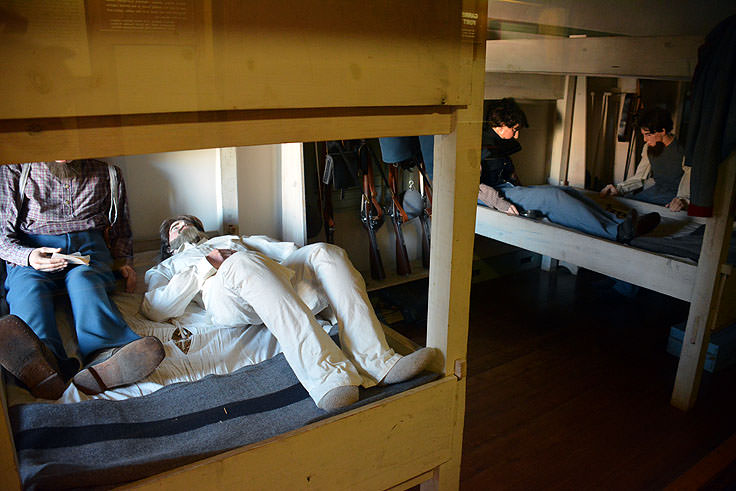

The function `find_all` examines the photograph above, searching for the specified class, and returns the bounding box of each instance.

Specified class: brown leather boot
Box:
[72,336,165,395]
[0,315,68,400]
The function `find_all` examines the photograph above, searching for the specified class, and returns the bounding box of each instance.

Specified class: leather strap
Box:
[85,365,108,393]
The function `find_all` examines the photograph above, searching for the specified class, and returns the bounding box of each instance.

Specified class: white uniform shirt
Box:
[141,235,328,324]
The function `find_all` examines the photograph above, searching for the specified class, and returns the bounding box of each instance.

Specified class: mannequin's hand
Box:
[119,264,137,293]
[206,249,236,269]
[666,197,689,212]
[28,247,67,272]
[600,184,619,197]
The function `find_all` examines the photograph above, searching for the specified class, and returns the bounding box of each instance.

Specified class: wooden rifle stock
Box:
[388,165,411,276]
[416,160,433,268]
[419,213,430,269]
[365,212,385,280]
[359,144,385,280]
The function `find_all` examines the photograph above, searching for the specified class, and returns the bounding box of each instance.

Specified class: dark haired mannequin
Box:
[600,108,689,211]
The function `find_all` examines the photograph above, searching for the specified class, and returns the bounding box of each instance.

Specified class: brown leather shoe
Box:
[616,210,661,243]
[634,212,661,238]
[72,336,165,395]
[0,315,67,400]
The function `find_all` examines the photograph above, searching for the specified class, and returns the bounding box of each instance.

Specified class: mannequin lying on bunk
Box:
[0,160,165,401]
[142,215,436,411]
[477,98,661,243]
[600,107,691,213]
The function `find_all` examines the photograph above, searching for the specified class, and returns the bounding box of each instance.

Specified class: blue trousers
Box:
[378,136,434,181]
[4,230,139,362]
[496,183,623,240]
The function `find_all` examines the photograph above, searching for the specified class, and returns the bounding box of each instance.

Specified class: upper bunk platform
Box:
[485,35,701,80]
[0,1,477,163]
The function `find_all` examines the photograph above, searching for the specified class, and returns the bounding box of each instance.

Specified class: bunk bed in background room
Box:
[478,30,736,411]
[0,1,487,489]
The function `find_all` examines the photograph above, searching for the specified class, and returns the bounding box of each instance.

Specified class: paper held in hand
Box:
[51,252,90,265]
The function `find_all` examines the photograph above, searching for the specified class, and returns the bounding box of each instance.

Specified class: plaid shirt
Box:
[0,160,133,266]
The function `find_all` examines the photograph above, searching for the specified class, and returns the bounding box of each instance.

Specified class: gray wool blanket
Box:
[10,348,438,490]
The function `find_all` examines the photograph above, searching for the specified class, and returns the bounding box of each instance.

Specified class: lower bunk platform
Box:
[10,337,438,489]
[1,252,445,490]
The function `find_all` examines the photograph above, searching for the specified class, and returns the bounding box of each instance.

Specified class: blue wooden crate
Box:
[666,322,736,373]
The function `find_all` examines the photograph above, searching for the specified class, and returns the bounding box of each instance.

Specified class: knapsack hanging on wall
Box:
[326,140,361,190]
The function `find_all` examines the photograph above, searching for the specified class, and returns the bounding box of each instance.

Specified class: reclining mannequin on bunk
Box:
[0,160,165,400]
[600,107,690,212]
[141,215,436,411]
[477,98,662,243]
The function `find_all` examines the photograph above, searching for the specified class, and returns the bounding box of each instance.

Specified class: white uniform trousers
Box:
[203,243,401,404]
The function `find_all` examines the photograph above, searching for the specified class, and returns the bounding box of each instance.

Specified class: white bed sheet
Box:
[5,250,333,407]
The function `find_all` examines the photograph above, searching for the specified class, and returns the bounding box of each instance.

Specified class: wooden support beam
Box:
[672,151,736,411]
[0,107,453,165]
[549,75,576,186]
[422,1,486,489]
[216,147,239,235]
[567,76,587,188]
[0,378,21,491]
[486,35,701,80]
[279,143,307,246]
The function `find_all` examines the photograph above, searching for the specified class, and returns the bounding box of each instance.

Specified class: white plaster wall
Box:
[107,149,219,241]
[236,145,282,239]
[514,101,555,185]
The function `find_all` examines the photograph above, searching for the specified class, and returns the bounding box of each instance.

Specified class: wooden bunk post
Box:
[424,1,487,489]
[0,379,21,491]
[672,151,736,411]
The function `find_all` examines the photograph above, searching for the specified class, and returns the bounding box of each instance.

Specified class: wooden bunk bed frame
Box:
[481,34,736,412]
[0,2,487,489]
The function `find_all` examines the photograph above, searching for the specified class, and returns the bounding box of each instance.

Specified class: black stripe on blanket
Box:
[13,383,308,450]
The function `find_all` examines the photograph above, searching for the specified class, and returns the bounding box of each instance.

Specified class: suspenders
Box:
[18,162,119,226]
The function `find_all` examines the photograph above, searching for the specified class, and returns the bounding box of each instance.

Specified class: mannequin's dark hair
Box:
[159,214,205,260]
[485,97,529,129]
[638,107,673,133]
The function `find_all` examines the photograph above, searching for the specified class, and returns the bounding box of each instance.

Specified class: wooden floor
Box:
[382,262,736,490]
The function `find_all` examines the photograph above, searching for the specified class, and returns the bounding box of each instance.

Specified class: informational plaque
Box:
[88,0,195,37]
[0,0,91,76]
